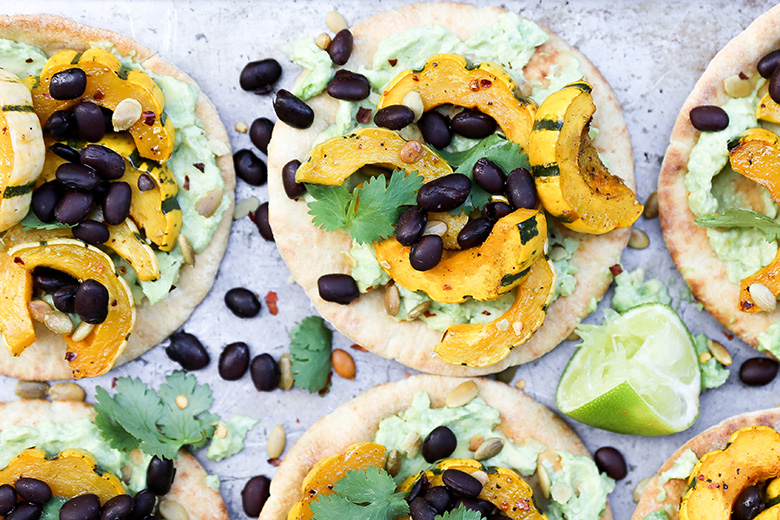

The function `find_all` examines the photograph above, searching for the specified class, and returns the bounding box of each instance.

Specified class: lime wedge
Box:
[556,303,700,436]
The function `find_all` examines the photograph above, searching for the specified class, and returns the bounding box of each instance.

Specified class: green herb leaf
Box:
[307,184,352,232]
[695,209,780,242]
[20,212,73,231]
[435,505,484,520]
[289,316,333,394]
[309,466,409,520]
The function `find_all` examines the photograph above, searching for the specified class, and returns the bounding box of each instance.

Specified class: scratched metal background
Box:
[0,1,777,519]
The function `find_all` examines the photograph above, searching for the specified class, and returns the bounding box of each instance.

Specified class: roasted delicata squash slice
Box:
[0,249,34,355]
[5,239,136,378]
[295,127,452,186]
[0,448,125,504]
[435,256,556,367]
[107,219,160,281]
[25,48,175,163]
[0,68,45,232]
[375,209,547,304]
[757,92,780,124]
[377,54,536,149]
[527,81,642,234]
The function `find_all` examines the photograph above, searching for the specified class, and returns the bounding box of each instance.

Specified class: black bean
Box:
[219,342,250,381]
[166,331,210,370]
[75,279,109,324]
[407,475,431,504]
[771,66,780,105]
[506,168,537,209]
[146,456,175,496]
[50,143,81,164]
[50,68,87,100]
[73,219,110,245]
[422,425,457,462]
[374,105,415,130]
[454,498,494,516]
[472,158,506,194]
[60,494,100,520]
[689,105,729,132]
[457,217,493,249]
[0,484,16,515]
[328,29,353,65]
[250,354,280,391]
[103,182,132,225]
[451,109,496,139]
[410,235,443,272]
[233,149,267,186]
[282,160,305,199]
[15,478,51,505]
[594,446,627,480]
[56,163,101,191]
[759,50,780,79]
[225,287,261,318]
[409,497,437,520]
[417,174,471,212]
[327,70,370,101]
[733,486,764,520]
[240,59,282,92]
[739,357,779,386]
[32,267,77,294]
[395,206,427,246]
[100,494,133,520]
[101,107,114,134]
[73,101,106,142]
[441,469,482,498]
[423,487,451,514]
[137,174,155,192]
[31,182,61,223]
[54,190,93,225]
[251,202,274,241]
[483,201,513,222]
[126,490,156,520]
[80,145,126,180]
[6,503,42,520]
[52,284,79,313]
[241,476,271,517]
[273,89,314,129]
[249,117,274,154]
[418,112,452,149]
[44,110,75,140]
[317,273,360,304]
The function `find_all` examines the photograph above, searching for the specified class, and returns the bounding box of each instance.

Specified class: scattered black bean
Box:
[249,117,274,154]
[54,190,94,225]
[100,107,114,134]
[759,50,780,79]
[739,357,779,386]
[441,469,482,498]
[273,89,314,129]
[14,478,51,505]
[146,456,175,496]
[689,105,729,132]
[225,287,261,318]
[0,485,15,516]
[80,145,125,180]
[417,174,471,212]
[32,267,77,294]
[52,284,79,314]
[218,342,250,381]
[6,503,42,520]
[137,173,155,192]
[409,497,437,520]
[73,219,110,245]
[55,163,101,191]
[233,149,267,186]
[733,486,764,520]
[406,474,431,504]
[166,331,210,370]
[103,182,132,225]
[74,279,109,324]
[126,490,156,520]
[241,476,271,517]
[251,202,274,241]
[327,29,353,65]
[31,182,61,223]
[60,494,100,520]
[317,273,360,304]
[423,486,450,514]
[472,158,506,194]
[395,206,427,246]
[451,109,496,139]
[50,68,87,100]
[418,112,452,149]
[282,160,305,199]
[506,168,537,209]
[100,494,133,520]
[483,201,513,222]
[327,70,370,101]
[454,497,494,516]
[44,110,75,140]
[457,217,493,249]
[770,66,780,105]
[594,446,627,480]
[410,235,443,272]
[250,354,280,391]
[73,101,106,142]
[422,425,457,462]
[374,105,415,130]
[50,143,81,164]
[240,59,282,92]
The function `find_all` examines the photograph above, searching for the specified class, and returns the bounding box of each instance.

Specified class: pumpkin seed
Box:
[233,197,260,220]
[643,191,659,219]
[176,395,189,410]
[633,476,653,503]
[326,11,349,32]
[400,140,423,164]
[331,349,356,380]
[406,301,431,320]
[538,464,551,499]
[402,91,424,122]
[71,322,95,342]
[278,354,294,390]
[216,423,228,439]
[28,300,52,322]
[511,321,524,336]
[401,431,422,458]
[548,246,568,262]
[14,380,49,400]
[474,437,504,461]
[196,188,223,217]
[48,382,85,402]
[44,310,73,335]
[707,339,733,366]
[698,352,712,364]
[315,33,331,50]
[551,482,573,503]
[159,500,189,520]
[469,435,484,452]
[515,379,527,390]
[121,465,133,484]
[567,331,579,341]
[446,380,479,408]
[384,284,400,316]
[235,121,248,133]
[628,228,649,249]
[724,74,753,98]
[112,98,143,131]
[495,366,518,384]
[423,220,447,237]
[178,234,196,266]
[385,449,402,477]
[496,318,510,331]
[207,138,231,157]
[749,282,777,312]
[267,424,286,459]
[471,470,489,487]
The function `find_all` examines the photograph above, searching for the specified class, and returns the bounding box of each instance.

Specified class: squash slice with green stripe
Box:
[527,81,642,234]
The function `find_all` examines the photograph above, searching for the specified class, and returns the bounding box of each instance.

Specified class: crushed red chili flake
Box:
[356,107,372,124]
[350,344,368,352]
[268,458,282,467]
[142,111,156,126]
[443,284,452,290]
[412,74,419,82]
[111,299,118,307]
[25,58,32,63]
[514,500,530,512]
[13,257,23,264]
[264,291,279,315]
[65,352,77,361]
[739,71,749,80]
[193,162,205,173]
[111,377,118,388]
[93,90,105,101]
[423,311,435,318]
[482,310,491,315]
[609,264,623,276]
[480,79,492,89]
[317,372,333,395]
[722,330,735,340]
[183,175,190,191]
[388,59,398,67]
[469,79,480,92]
[698,475,705,480]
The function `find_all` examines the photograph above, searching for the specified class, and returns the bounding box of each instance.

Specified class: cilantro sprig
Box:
[435,506,483,520]
[309,466,409,520]
[289,316,333,394]
[94,372,220,459]
[695,209,780,241]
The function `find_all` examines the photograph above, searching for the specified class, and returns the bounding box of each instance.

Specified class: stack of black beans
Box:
[32,266,109,325]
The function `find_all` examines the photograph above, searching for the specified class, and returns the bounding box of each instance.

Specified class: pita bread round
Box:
[260,375,612,520]
[658,5,780,353]
[632,408,780,520]
[0,14,236,380]
[267,2,634,376]
[0,399,228,520]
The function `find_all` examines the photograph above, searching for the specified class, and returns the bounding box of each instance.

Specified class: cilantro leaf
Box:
[435,505,483,520]
[309,466,409,520]
[289,316,333,394]
[93,387,140,452]
[307,184,352,232]
[158,372,218,447]
[695,209,780,242]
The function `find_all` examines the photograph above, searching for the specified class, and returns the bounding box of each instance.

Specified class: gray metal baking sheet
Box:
[0,1,776,519]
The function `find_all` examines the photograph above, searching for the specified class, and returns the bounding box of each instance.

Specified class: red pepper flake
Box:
[443,284,452,290]
[388,59,398,67]
[501,501,509,511]
[698,475,705,481]
[423,311,435,318]
[183,175,190,191]
[356,107,372,124]
[469,79,480,92]
[514,500,530,512]
[739,71,749,80]
[412,74,419,82]
[317,372,333,396]
[111,377,118,388]
[351,344,368,352]
[25,58,32,63]
[65,352,77,361]
[405,371,411,377]
[13,257,23,265]
[268,458,282,467]
[265,291,279,315]
[609,264,623,276]
[479,79,492,89]
[482,311,491,315]
[93,90,104,101]
[111,299,118,307]
[722,330,735,340]
[193,162,205,173]
[142,111,156,126]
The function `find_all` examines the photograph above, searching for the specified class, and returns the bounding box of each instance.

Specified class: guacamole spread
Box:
[206,415,259,462]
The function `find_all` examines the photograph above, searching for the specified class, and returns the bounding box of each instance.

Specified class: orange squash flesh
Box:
[0,250,34,355]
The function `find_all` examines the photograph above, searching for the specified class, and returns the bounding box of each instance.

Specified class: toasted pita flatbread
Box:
[259,375,612,520]
[658,5,780,352]
[267,2,635,376]
[632,408,780,520]
[0,399,228,520]
[0,15,235,380]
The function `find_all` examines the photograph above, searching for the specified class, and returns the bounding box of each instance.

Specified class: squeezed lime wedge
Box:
[556,303,700,435]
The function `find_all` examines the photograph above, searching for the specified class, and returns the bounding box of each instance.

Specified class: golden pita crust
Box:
[0,399,229,520]
[267,2,634,376]
[0,14,236,380]
[259,375,612,520]
[658,5,780,353]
